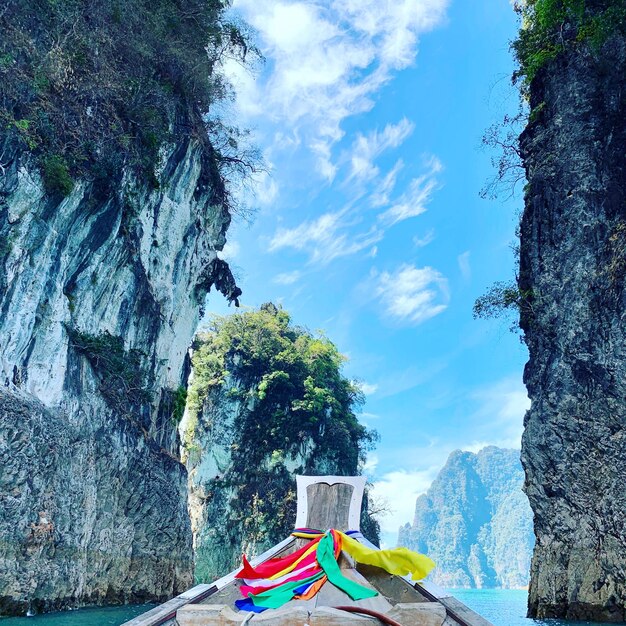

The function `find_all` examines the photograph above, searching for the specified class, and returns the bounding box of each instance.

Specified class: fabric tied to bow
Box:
[234,528,435,613]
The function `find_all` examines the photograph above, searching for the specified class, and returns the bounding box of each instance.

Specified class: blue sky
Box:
[206,0,529,546]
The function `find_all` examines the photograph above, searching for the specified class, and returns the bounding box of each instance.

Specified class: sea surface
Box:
[451,589,624,626]
[0,590,623,625]
[0,604,154,625]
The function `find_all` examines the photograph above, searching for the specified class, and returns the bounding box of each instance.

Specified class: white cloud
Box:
[223,2,449,262]
[220,139,280,209]
[348,119,414,180]
[269,211,340,251]
[370,468,439,541]
[464,377,530,450]
[380,156,442,225]
[374,264,449,325]
[253,171,279,206]
[362,453,379,473]
[220,240,240,260]
[371,159,404,208]
[359,382,379,396]
[268,210,384,265]
[273,270,302,285]
[359,411,380,420]
[413,229,435,248]
[267,152,442,266]
[228,0,449,177]
[373,360,449,399]
[458,250,471,280]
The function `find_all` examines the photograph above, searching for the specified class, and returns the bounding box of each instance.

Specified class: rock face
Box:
[518,19,626,622]
[0,388,191,615]
[398,447,533,589]
[0,137,239,613]
[183,306,378,582]
[185,370,309,583]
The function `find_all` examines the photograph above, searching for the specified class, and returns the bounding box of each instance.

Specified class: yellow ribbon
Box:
[338,531,435,581]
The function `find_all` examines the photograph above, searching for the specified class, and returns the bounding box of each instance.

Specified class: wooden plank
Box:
[340,568,394,613]
[306,482,354,530]
[177,604,311,625]
[314,578,355,608]
[179,584,214,600]
[436,597,494,626]
[313,564,392,615]
[198,579,243,606]
[120,596,194,626]
[308,607,376,624]
[248,606,311,625]
[121,537,296,626]
[355,563,429,604]
[388,603,447,626]
[295,476,366,530]
[176,604,233,626]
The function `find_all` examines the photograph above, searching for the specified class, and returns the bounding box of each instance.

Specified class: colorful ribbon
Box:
[234,528,435,613]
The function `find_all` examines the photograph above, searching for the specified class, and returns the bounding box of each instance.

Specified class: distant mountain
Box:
[398,446,534,588]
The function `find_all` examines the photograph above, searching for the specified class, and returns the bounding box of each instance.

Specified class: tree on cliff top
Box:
[0,0,260,199]
[186,302,376,472]
[184,303,379,580]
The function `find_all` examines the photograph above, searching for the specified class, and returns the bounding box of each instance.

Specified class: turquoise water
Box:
[0,604,153,625]
[1,591,623,625]
[452,589,624,626]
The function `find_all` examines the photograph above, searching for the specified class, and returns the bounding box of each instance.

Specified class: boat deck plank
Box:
[313,564,393,614]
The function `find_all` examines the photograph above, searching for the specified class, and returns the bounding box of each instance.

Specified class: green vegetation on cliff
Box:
[185,303,378,581]
[66,327,152,415]
[185,303,374,467]
[0,0,258,197]
[513,0,626,87]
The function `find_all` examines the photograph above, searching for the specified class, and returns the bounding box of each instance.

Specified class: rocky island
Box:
[182,304,379,582]
[398,447,533,589]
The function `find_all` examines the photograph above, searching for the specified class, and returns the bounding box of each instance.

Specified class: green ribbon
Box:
[249,571,325,608]
[249,531,376,609]
[315,531,377,601]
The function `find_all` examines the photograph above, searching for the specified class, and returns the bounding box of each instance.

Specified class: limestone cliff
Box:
[183,305,379,582]
[0,140,237,614]
[398,447,533,589]
[515,1,626,620]
[0,0,247,615]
